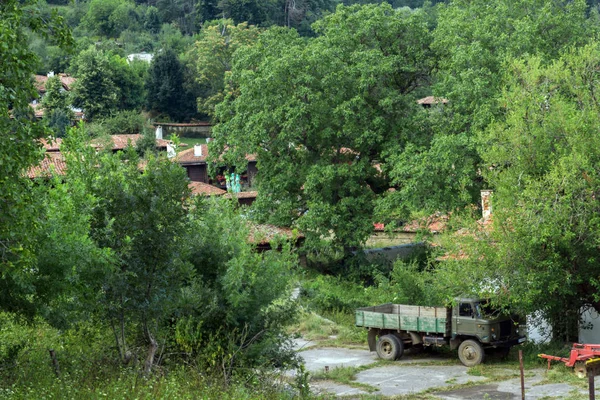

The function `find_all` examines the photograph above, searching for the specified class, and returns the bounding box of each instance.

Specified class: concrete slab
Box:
[298,347,378,373]
[435,369,588,400]
[310,380,369,397]
[353,364,487,396]
[292,338,317,351]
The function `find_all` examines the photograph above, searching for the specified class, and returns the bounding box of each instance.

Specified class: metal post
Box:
[519,349,525,400]
[589,372,595,400]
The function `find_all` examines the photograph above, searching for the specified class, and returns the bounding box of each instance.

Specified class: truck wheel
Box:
[458,339,485,367]
[376,334,404,361]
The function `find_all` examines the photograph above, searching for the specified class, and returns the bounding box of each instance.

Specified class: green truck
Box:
[355,298,526,366]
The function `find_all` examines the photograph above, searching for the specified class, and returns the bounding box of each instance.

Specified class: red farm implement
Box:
[539,343,600,378]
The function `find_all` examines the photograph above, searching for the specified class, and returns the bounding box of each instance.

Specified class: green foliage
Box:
[435,42,600,340]
[146,48,196,121]
[190,19,259,118]
[0,0,72,317]
[0,313,295,399]
[71,47,119,120]
[95,110,148,135]
[379,132,480,222]
[45,109,71,137]
[83,0,136,38]
[174,198,299,379]
[213,4,435,252]
[72,47,146,120]
[41,75,73,115]
[433,0,594,135]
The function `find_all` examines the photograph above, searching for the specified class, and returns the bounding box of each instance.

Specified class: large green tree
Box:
[213,4,434,252]
[437,43,600,340]
[55,127,298,375]
[146,48,195,121]
[189,19,259,118]
[72,47,145,121]
[433,0,593,135]
[0,0,71,315]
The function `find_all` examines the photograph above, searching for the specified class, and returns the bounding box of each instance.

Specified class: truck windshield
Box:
[475,299,501,319]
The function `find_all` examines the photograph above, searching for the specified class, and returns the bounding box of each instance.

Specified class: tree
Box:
[55,126,298,375]
[437,43,600,341]
[42,75,72,115]
[61,129,192,373]
[213,4,434,252]
[83,0,139,38]
[0,0,71,315]
[146,48,194,121]
[189,19,259,118]
[432,0,593,135]
[71,47,119,120]
[72,47,145,121]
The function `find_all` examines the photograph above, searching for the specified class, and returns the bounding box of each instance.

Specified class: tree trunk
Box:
[143,328,158,376]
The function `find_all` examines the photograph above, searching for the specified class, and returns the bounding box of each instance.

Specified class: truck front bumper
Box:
[489,336,527,348]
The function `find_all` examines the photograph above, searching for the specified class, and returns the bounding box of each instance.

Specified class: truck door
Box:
[455,302,478,337]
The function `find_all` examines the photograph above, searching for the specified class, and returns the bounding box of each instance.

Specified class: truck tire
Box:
[458,339,485,367]
[376,334,404,361]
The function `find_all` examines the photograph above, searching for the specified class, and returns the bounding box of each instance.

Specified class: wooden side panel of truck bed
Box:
[355,303,449,334]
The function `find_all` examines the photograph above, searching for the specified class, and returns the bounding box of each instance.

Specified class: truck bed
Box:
[355,303,450,334]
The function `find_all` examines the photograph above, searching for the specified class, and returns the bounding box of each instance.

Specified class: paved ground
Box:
[294,342,591,398]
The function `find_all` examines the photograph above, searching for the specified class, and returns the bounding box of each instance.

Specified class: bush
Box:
[97,110,148,135]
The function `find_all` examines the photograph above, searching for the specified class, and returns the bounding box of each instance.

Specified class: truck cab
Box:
[452,298,526,346]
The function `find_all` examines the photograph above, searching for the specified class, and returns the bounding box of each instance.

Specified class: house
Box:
[127,52,153,64]
[34,73,76,95]
[223,190,257,207]
[247,223,305,253]
[417,96,448,108]
[92,134,169,153]
[188,181,226,197]
[27,152,67,179]
[28,135,168,179]
[174,144,209,183]
[32,73,83,121]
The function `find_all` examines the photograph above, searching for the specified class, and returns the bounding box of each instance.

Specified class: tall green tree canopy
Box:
[433,0,593,135]
[146,48,196,121]
[437,43,600,340]
[189,19,259,118]
[0,0,71,315]
[72,47,145,121]
[213,4,434,252]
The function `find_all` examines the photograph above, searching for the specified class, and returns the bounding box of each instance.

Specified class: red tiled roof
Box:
[92,134,169,151]
[34,74,77,93]
[153,122,212,127]
[373,212,449,234]
[417,96,448,105]
[247,223,304,245]
[401,213,449,233]
[223,191,258,200]
[58,74,76,91]
[174,145,209,164]
[27,152,67,179]
[40,137,62,152]
[189,181,226,196]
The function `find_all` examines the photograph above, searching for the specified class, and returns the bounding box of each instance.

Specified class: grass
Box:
[310,365,378,393]
[177,137,207,150]
[289,310,366,347]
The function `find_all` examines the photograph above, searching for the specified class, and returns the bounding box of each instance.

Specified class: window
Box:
[459,303,473,317]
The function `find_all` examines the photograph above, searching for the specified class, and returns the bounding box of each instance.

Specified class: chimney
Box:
[481,190,493,221]
[155,125,163,140]
[194,144,203,157]
[167,143,176,159]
